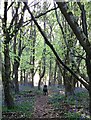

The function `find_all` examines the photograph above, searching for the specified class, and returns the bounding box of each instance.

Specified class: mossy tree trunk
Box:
[2,2,14,109]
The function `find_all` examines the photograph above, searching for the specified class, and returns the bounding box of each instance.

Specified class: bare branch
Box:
[9,4,26,39]
[7,2,14,11]
[8,2,20,31]
[23,7,58,27]
[21,46,26,51]
[71,52,86,60]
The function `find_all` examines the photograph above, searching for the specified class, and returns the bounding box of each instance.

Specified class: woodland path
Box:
[32,87,64,118]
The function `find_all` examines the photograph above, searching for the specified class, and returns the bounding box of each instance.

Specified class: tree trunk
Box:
[20,70,23,84]
[32,25,36,87]
[76,81,79,87]
[57,68,62,86]
[65,75,74,96]
[65,49,74,96]
[13,60,19,93]
[78,3,91,116]
[13,35,24,93]
[12,3,19,93]
[49,57,52,86]
[29,22,36,88]
[86,55,91,117]
[24,69,26,85]
[89,91,91,117]
[2,2,14,108]
[38,60,45,90]
[38,78,41,90]
[3,44,14,108]
[53,60,57,86]
[25,72,30,84]
[38,15,46,90]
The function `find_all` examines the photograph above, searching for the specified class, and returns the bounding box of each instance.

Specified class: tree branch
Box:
[8,3,20,32]
[56,2,91,58]
[7,2,14,11]
[23,7,58,27]
[9,4,26,40]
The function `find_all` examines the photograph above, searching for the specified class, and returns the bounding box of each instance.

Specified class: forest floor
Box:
[32,86,90,119]
[32,87,61,118]
[2,84,90,120]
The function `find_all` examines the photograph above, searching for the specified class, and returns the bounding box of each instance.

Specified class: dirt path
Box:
[33,88,59,118]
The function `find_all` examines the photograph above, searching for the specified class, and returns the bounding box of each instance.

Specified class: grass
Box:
[3,98,35,118]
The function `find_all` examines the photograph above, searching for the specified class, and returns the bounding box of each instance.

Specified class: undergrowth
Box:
[48,90,89,119]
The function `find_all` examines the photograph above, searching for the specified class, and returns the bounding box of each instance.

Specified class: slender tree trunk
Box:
[14,34,24,93]
[38,78,41,90]
[25,72,30,84]
[56,60,64,86]
[57,68,62,86]
[89,91,91,117]
[38,14,46,90]
[49,57,52,86]
[76,81,79,87]
[31,25,36,87]
[12,3,19,93]
[86,55,91,116]
[38,59,45,90]
[48,25,53,86]
[14,62,19,93]
[24,69,26,85]
[20,70,23,84]
[29,21,36,87]
[13,56,20,93]
[53,60,57,86]
[38,53,46,90]
[64,50,74,96]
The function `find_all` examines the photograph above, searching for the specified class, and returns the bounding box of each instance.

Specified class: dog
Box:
[43,85,48,95]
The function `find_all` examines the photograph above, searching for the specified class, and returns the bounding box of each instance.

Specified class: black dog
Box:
[43,85,48,95]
